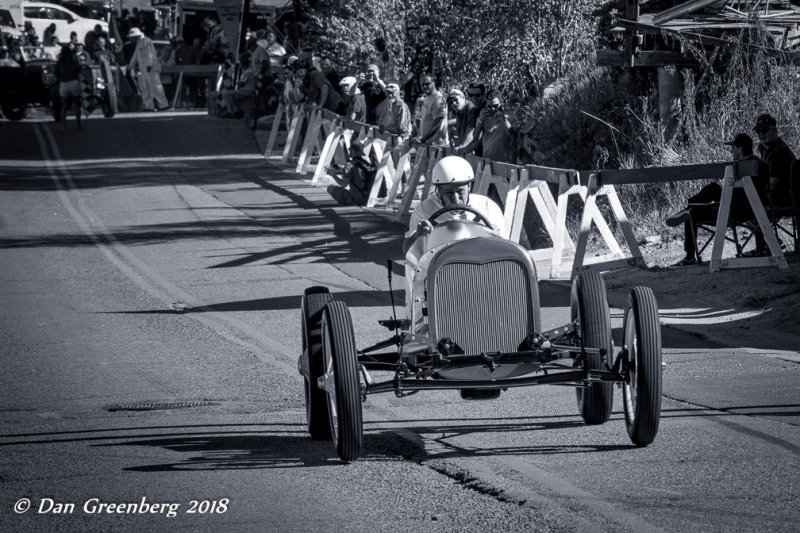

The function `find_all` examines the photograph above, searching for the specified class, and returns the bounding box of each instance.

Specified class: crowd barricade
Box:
[258,105,785,277]
[593,160,789,273]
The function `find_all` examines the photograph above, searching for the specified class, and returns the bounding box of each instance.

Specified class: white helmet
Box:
[431,156,474,185]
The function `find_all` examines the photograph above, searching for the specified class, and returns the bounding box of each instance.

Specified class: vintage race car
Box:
[298,206,663,462]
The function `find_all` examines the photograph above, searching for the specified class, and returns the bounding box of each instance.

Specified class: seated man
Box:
[326,140,377,206]
[666,133,764,265]
[404,155,505,254]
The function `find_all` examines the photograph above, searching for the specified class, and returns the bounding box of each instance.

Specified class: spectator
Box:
[320,54,340,88]
[55,44,83,130]
[0,45,20,67]
[358,63,387,124]
[250,35,269,73]
[221,53,257,121]
[43,23,57,47]
[295,60,343,114]
[404,155,505,252]
[118,10,131,43]
[84,24,107,55]
[159,37,177,102]
[666,133,764,265]
[460,90,518,163]
[22,21,39,46]
[376,83,412,140]
[263,31,285,69]
[371,36,395,84]
[326,140,377,206]
[128,27,169,111]
[339,76,366,122]
[413,74,447,147]
[447,88,477,151]
[201,16,229,64]
[92,36,115,65]
[75,43,90,66]
[753,113,797,208]
[282,21,299,53]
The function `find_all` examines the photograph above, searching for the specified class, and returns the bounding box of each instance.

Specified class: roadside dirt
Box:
[604,238,800,358]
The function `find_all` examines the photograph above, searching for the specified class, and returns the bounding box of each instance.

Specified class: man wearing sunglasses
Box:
[447,89,478,153]
[412,74,448,146]
[457,90,518,163]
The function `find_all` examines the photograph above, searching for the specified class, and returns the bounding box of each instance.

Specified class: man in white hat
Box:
[404,155,504,252]
[339,76,365,122]
[128,27,169,111]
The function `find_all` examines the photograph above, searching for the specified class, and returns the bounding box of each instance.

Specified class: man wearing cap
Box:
[376,83,412,140]
[358,63,387,124]
[447,88,477,151]
[339,76,366,122]
[404,155,505,253]
[753,113,796,207]
[413,74,447,146]
[128,27,169,111]
[458,90,518,163]
[666,133,764,265]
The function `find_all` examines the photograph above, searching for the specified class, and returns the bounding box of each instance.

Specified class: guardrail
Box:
[262,105,789,277]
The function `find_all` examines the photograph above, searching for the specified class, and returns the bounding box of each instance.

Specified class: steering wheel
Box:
[427,205,495,230]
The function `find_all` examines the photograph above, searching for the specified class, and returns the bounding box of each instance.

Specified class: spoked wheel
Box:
[301,286,333,440]
[622,286,662,446]
[320,301,363,462]
[571,269,613,425]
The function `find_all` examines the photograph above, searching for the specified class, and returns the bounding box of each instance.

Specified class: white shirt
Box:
[406,192,505,239]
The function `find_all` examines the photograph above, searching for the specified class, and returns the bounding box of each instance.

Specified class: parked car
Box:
[22,1,107,46]
[0,8,24,42]
[0,46,57,120]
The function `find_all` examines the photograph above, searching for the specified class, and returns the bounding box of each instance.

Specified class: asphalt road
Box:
[0,112,798,533]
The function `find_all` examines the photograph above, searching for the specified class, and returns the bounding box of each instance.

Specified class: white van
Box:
[22,1,107,46]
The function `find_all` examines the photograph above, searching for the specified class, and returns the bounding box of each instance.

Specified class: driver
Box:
[403,155,505,252]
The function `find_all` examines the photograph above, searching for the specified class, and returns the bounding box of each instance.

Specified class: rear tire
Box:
[571,269,613,425]
[321,301,363,462]
[301,286,332,440]
[1,105,27,121]
[101,88,115,118]
[622,287,662,446]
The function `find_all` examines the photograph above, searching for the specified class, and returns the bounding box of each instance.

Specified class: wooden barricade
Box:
[394,146,447,223]
[560,172,646,279]
[594,160,788,273]
[264,103,290,159]
[709,161,788,271]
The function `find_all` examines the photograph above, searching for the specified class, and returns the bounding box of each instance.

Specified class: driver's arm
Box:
[403,219,432,255]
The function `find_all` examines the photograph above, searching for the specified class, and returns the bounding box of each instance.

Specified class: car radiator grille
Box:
[433,260,531,354]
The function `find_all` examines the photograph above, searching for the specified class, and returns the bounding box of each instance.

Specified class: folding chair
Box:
[690,201,753,263]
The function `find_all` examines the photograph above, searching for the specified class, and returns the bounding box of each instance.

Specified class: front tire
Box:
[321,301,363,462]
[622,287,662,446]
[571,269,613,425]
[301,286,332,440]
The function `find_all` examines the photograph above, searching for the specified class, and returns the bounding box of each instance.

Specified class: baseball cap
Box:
[339,76,357,87]
[448,88,464,99]
[128,27,143,38]
[723,133,753,151]
[753,113,777,133]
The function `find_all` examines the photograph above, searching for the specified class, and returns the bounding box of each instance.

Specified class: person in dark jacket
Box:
[55,44,83,130]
